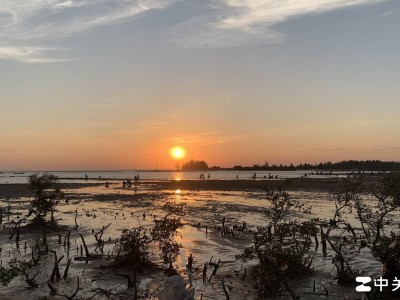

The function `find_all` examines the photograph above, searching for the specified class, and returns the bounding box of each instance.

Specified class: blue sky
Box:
[0,0,399,170]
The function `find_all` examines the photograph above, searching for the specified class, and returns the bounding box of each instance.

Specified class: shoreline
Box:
[0,177,380,199]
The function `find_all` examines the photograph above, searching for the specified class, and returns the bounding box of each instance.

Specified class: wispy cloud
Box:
[0,45,69,63]
[0,0,389,62]
[0,0,177,63]
[163,131,257,147]
[173,0,388,47]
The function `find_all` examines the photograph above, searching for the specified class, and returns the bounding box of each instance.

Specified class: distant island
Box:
[177,160,400,171]
[181,160,209,170]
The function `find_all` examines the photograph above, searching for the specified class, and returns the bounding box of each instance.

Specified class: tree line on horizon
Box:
[234,160,400,171]
[179,159,400,171]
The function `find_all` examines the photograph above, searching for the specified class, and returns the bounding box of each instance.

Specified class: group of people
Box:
[103,176,141,188]
[251,173,278,179]
[199,173,211,180]
[122,175,140,187]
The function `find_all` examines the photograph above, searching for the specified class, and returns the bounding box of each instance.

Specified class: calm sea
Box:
[0,170,345,184]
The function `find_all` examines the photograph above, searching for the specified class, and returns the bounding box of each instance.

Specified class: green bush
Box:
[237,189,317,297]
[28,174,64,225]
[0,259,31,286]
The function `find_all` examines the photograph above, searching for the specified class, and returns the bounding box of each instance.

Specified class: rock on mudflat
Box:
[156,275,195,300]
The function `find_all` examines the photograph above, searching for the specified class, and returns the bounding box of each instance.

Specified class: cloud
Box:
[0,45,69,63]
[0,0,177,63]
[164,131,264,147]
[0,0,389,62]
[173,0,388,47]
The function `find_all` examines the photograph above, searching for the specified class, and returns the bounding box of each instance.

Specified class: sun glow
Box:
[170,146,186,160]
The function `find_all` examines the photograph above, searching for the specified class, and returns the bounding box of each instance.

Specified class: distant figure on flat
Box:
[207,173,210,180]
[252,173,256,179]
[85,174,88,181]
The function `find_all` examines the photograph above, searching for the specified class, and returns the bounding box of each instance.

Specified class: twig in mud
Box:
[31,247,41,266]
[63,258,72,279]
[47,282,57,295]
[116,272,135,289]
[74,208,78,229]
[202,263,208,284]
[313,232,319,251]
[94,223,111,243]
[241,267,246,280]
[64,228,75,250]
[208,259,221,282]
[49,250,64,282]
[116,268,138,299]
[186,253,193,269]
[47,277,81,300]
[88,288,130,300]
[222,278,230,300]
[282,281,297,300]
[9,219,24,243]
[320,282,329,296]
[25,271,39,289]
[79,233,90,258]
[42,229,47,245]
[94,223,111,254]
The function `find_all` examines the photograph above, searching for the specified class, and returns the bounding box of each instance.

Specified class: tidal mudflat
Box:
[0,177,398,299]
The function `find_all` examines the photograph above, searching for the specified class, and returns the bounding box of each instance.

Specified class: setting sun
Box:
[170,146,186,160]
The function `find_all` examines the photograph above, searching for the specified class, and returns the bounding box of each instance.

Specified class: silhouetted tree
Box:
[181,160,209,170]
[28,174,63,226]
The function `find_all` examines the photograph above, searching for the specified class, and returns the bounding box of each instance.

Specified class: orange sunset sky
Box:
[1,0,399,170]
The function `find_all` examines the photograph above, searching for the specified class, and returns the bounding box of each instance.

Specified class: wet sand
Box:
[0,177,392,299]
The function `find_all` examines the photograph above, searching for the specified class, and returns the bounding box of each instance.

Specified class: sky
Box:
[1,0,399,170]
